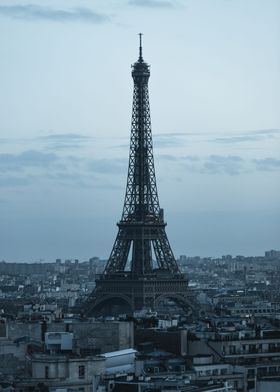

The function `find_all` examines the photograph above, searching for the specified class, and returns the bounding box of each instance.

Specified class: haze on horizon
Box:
[0,0,279,262]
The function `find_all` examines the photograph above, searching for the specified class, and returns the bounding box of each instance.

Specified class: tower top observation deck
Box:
[132,33,150,80]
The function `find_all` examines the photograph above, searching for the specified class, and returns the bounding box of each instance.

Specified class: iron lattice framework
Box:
[85,35,192,315]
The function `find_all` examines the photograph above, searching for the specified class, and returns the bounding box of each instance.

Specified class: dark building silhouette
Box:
[86,35,192,315]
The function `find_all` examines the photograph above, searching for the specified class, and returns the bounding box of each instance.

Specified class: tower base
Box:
[85,272,194,316]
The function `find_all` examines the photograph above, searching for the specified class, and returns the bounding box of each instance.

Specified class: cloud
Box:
[0,150,58,172]
[46,166,122,190]
[0,148,127,189]
[159,154,200,162]
[155,132,193,137]
[0,141,128,193]
[212,129,280,144]
[0,150,83,188]
[252,129,280,136]
[115,132,197,150]
[179,155,246,175]
[129,0,175,8]
[45,171,92,188]
[183,155,200,161]
[39,133,90,141]
[89,158,127,174]
[46,144,85,151]
[111,147,280,176]
[0,176,32,187]
[0,138,12,144]
[202,155,244,175]
[158,154,177,161]
[94,183,122,190]
[254,158,280,172]
[162,153,280,175]
[0,5,109,23]
[38,133,91,151]
[159,154,246,175]
[0,150,78,187]
[153,134,186,148]
[214,135,261,143]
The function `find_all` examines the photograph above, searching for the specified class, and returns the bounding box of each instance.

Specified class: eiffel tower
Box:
[86,35,193,315]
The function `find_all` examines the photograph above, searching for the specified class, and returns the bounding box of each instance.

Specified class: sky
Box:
[0,0,279,262]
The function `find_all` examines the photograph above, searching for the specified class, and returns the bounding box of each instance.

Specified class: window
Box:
[79,365,85,379]
[269,367,277,375]
[247,369,255,378]
[45,366,49,379]
[229,345,236,355]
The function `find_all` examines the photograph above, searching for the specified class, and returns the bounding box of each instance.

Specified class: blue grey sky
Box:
[0,0,279,261]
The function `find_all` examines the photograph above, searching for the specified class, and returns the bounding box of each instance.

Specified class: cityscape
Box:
[0,249,280,391]
[0,1,279,392]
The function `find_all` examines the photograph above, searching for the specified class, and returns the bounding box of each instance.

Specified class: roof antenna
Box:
[138,33,143,61]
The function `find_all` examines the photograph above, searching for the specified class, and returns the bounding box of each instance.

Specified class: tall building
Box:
[86,36,192,315]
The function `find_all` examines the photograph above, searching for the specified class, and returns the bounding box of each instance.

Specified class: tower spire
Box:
[138,32,143,61]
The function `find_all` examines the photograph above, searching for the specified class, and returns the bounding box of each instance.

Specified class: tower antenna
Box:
[139,32,143,60]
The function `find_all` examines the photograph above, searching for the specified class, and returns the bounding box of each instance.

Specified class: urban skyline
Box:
[0,0,279,261]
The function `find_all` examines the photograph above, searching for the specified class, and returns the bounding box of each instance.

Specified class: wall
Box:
[135,329,188,355]
[7,321,43,341]
[48,321,134,353]
[257,380,280,392]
